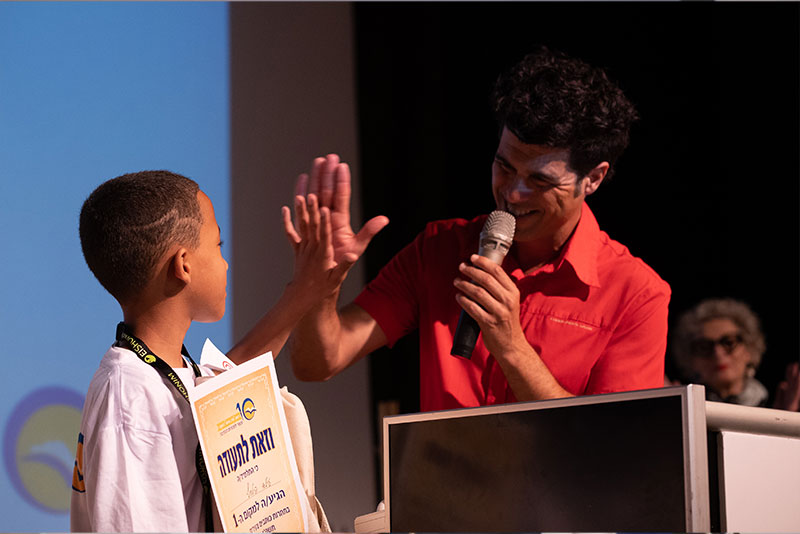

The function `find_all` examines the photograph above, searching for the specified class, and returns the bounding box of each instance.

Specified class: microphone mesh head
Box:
[483,210,516,243]
[478,210,516,264]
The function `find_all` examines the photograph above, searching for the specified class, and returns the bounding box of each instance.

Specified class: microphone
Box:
[451,210,516,359]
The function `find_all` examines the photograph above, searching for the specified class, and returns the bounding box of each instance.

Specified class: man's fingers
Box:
[318,154,339,208]
[332,162,352,215]
[330,253,357,285]
[470,255,517,292]
[454,292,490,325]
[458,261,511,303]
[354,215,390,249]
[308,157,327,196]
[295,173,309,198]
[453,276,499,316]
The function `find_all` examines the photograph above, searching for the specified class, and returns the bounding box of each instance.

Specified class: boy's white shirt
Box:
[71,345,212,533]
[71,342,328,533]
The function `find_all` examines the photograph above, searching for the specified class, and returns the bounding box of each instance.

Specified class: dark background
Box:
[352,2,800,417]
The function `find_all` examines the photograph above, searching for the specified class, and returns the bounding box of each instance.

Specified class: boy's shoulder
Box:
[91,344,168,393]
[82,345,189,434]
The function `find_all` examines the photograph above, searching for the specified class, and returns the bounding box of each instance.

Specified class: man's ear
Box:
[170,247,191,285]
[582,161,610,196]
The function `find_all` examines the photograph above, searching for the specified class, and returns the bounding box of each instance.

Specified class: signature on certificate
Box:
[246,477,275,498]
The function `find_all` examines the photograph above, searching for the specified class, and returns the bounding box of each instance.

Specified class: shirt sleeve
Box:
[73,375,192,534]
[354,230,426,347]
[585,282,671,395]
[83,423,189,532]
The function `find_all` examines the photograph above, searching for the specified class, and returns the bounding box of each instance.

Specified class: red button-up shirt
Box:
[355,203,670,412]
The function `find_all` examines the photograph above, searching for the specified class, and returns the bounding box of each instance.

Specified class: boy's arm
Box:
[227,194,354,364]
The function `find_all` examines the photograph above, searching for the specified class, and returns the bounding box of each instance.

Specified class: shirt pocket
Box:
[523,310,611,395]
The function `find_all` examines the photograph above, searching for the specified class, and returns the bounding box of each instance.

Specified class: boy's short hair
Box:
[79,170,203,303]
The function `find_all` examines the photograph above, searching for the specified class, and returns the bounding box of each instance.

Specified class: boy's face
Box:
[190,190,228,322]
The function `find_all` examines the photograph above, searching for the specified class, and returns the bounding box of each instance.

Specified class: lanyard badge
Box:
[114,322,214,532]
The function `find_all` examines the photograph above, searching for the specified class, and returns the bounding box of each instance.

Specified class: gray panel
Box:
[385,387,709,532]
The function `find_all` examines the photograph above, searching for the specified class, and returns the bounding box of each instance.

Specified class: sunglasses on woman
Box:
[690,333,744,358]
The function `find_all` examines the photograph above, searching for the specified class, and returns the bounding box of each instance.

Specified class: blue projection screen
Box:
[0,3,230,530]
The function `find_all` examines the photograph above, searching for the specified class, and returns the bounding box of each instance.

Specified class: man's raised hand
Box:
[295,154,389,264]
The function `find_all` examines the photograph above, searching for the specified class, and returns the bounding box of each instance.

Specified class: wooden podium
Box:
[356,385,800,532]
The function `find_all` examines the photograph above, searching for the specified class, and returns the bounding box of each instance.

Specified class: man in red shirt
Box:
[286,46,670,411]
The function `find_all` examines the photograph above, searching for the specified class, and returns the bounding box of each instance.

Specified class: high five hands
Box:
[297,154,390,263]
[282,154,389,299]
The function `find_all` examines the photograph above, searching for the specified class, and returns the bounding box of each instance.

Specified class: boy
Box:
[71,170,348,532]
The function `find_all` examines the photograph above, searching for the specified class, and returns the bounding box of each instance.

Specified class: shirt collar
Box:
[508,202,601,288]
[559,202,602,288]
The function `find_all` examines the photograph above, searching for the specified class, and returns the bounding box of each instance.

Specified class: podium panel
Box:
[716,431,800,531]
[382,386,708,532]
[704,403,800,533]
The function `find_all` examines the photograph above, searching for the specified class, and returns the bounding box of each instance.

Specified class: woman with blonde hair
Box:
[672,298,769,406]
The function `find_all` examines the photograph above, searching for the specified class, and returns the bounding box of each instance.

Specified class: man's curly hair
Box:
[491,46,639,178]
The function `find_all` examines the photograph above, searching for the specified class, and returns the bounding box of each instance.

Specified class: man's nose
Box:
[505,176,534,203]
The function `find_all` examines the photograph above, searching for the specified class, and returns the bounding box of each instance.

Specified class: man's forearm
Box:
[289,293,346,381]
[493,339,573,402]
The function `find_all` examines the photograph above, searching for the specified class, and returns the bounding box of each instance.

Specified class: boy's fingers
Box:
[308,194,322,241]
[281,206,301,245]
[319,206,332,250]
[294,195,310,240]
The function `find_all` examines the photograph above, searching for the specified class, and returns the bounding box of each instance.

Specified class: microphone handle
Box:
[451,309,481,359]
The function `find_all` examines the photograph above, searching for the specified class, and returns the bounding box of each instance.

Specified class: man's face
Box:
[491,127,587,245]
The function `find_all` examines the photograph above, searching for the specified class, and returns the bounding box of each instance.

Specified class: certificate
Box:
[190,341,309,533]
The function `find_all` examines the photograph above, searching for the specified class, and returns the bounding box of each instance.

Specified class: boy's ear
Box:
[170,247,191,285]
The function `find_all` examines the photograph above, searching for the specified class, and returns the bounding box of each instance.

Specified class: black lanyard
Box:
[115,322,214,532]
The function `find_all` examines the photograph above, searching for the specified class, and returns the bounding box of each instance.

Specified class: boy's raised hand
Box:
[227,194,354,364]
[295,154,389,264]
[281,193,356,307]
